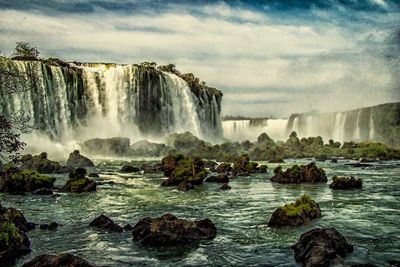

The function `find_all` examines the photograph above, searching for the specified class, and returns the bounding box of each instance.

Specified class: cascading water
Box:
[0,59,223,155]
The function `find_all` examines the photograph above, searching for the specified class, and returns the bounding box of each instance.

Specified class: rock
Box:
[62,168,96,193]
[124,224,134,231]
[39,222,58,230]
[120,165,141,173]
[82,137,131,156]
[66,150,95,168]
[141,163,163,173]
[292,228,354,267]
[0,207,36,232]
[0,165,55,194]
[89,214,123,232]
[22,253,95,267]
[331,158,338,163]
[177,182,194,191]
[216,162,232,173]
[388,260,400,267]
[257,132,275,146]
[205,174,229,183]
[161,156,208,187]
[330,176,362,189]
[345,163,372,168]
[131,213,217,246]
[220,183,231,190]
[268,195,322,227]
[270,163,327,184]
[88,173,99,178]
[20,153,70,174]
[161,154,182,177]
[32,188,53,195]
[0,222,31,263]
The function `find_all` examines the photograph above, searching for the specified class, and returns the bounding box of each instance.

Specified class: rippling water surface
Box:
[2,159,399,266]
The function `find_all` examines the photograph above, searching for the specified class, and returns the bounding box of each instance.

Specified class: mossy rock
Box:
[161,156,208,186]
[330,176,362,189]
[268,195,322,227]
[0,222,31,262]
[20,152,70,174]
[62,168,96,193]
[270,162,327,184]
[0,166,55,194]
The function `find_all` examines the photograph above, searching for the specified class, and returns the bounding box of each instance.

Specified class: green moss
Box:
[68,178,88,187]
[0,222,23,246]
[10,169,55,184]
[281,195,318,217]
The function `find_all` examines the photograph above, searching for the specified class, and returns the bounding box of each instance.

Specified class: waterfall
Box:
[0,59,223,145]
[332,113,347,142]
[222,119,288,142]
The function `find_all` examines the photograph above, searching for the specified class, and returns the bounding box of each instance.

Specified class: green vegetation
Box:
[170,157,208,184]
[281,195,319,217]
[11,169,55,184]
[0,222,23,247]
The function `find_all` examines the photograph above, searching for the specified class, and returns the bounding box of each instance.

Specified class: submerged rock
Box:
[22,253,95,267]
[0,165,55,194]
[89,214,123,232]
[20,152,70,174]
[39,222,58,230]
[32,188,53,195]
[66,150,95,168]
[205,174,229,183]
[330,176,362,189]
[292,228,354,267]
[270,163,327,184]
[177,181,194,191]
[141,163,163,173]
[220,183,231,190]
[268,195,322,227]
[120,165,141,173]
[131,213,217,246]
[62,168,96,193]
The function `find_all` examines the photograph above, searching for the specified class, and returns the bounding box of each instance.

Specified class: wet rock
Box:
[270,163,327,184]
[388,260,400,267]
[20,153,70,174]
[0,165,55,194]
[268,195,322,227]
[124,224,134,231]
[120,165,141,173]
[1,208,36,232]
[216,162,232,173]
[161,154,182,177]
[66,150,95,168]
[345,163,372,168]
[141,163,163,173]
[257,165,268,173]
[292,227,354,267]
[131,213,217,246]
[32,188,53,195]
[205,174,229,183]
[39,222,58,230]
[88,173,99,178]
[22,253,95,267]
[330,176,362,190]
[177,182,194,191]
[89,214,123,232]
[0,222,31,263]
[331,158,338,163]
[161,156,207,187]
[62,168,96,193]
[220,183,231,190]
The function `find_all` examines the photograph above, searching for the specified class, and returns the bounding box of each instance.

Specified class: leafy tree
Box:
[12,42,40,58]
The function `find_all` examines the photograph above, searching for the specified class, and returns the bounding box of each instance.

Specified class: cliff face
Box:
[287,102,400,148]
[0,58,223,141]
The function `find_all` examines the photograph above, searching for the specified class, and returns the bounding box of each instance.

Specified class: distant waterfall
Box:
[222,119,288,142]
[0,59,223,143]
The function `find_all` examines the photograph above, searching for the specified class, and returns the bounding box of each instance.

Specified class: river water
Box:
[1,158,399,266]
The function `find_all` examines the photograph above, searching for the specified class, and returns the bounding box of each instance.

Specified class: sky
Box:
[0,0,399,117]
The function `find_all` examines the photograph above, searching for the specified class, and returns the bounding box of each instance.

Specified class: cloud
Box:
[0,1,399,117]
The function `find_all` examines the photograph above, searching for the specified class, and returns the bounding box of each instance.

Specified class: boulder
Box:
[177,182,194,191]
[220,183,231,190]
[0,207,36,232]
[62,168,96,193]
[0,222,31,263]
[20,153,70,174]
[141,163,163,173]
[216,162,232,173]
[232,154,260,174]
[0,165,55,194]
[131,213,217,246]
[32,188,53,195]
[292,228,354,267]
[22,253,95,267]
[270,163,327,184]
[89,214,123,232]
[268,195,322,227]
[330,176,362,189]
[205,174,229,183]
[161,156,208,187]
[66,150,95,168]
[161,154,183,177]
[82,137,131,156]
[120,165,141,173]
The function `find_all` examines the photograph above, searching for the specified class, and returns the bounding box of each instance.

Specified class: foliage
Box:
[12,42,40,58]
[10,169,55,184]
[0,222,23,247]
[281,195,319,217]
